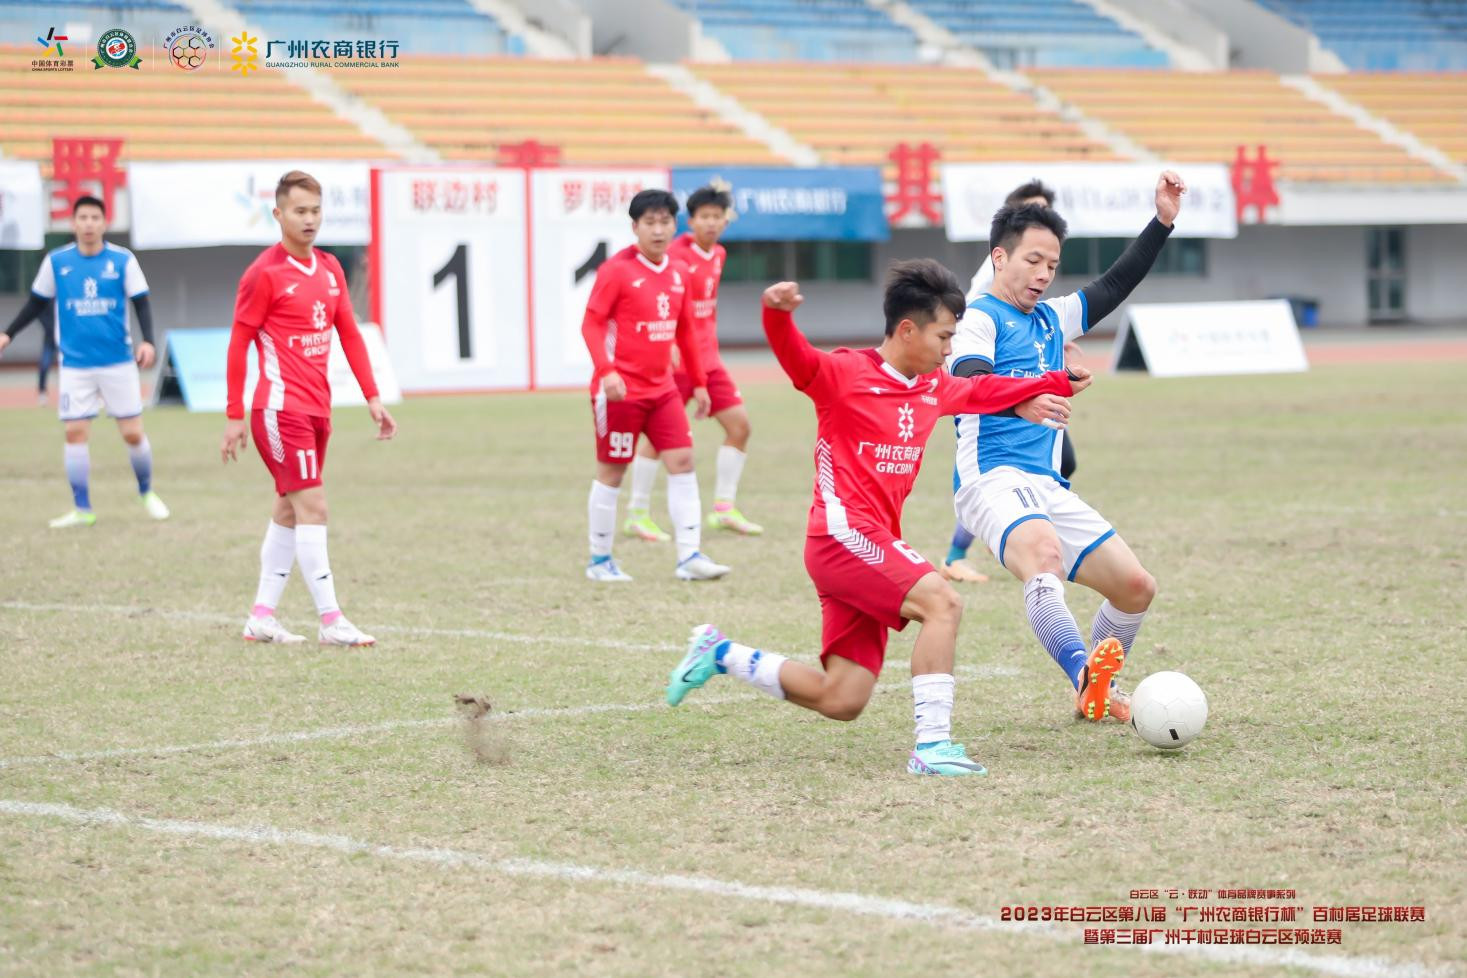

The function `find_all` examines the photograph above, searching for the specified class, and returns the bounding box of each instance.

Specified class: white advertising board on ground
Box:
[942,163,1237,242]
[372,167,530,392]
[1112,299,1308,377]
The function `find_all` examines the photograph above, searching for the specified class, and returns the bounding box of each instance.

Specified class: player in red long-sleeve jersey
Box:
[580,189,729,583]
[667,260,1099,776]
[219,170,397,647]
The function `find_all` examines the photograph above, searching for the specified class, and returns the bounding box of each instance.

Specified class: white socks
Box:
[628,454,659,512]
[294,523,339,621]
[714,445,746,504]
[666,471,702,562]
[252,521,295,616]
[587,480,620,558]
[719,641,787,700]
[912,673,955,745]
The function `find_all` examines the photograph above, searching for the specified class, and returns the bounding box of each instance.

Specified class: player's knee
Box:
[927,583,964,624]
[1123,569,1157,611]
[662,451,694,474]
[64,427,88,445]
[121,430,143,446]
[722,414,750,447]
[821,693,867,722]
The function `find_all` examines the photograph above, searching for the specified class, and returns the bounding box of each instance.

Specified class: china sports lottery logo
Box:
[93,28,142,70]
[165,26,216,71]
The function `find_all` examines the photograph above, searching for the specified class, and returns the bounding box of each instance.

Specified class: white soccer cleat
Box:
[141,491,170,520]
[48,509,96,529]
[586,556,634,582]
[242,615,307,645]
[319,615,376,647]
[675,552,730,581]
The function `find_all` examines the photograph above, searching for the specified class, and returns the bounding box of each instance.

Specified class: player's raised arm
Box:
[1077,170,1186,325]
[761,281,830,395]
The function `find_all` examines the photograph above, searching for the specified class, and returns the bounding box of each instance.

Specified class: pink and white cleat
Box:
[242,615,306,645]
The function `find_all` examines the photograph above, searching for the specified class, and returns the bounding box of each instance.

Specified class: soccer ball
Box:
[1129,671,1207,749]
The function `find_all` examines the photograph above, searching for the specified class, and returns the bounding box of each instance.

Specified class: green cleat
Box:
[907,741,988,777]
[707,505,763,536]
[624,509,670,542]
[667,623,725,706]
[48,509,96,529]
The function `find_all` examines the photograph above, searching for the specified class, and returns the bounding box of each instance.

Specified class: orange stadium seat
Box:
[1025,68,1454,183]
[332,56,787,166]
[1312,72,1467,166]
[0,45,399,176]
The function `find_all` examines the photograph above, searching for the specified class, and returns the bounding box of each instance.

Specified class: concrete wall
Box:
[577,0,698,59]
[1102,0,1229,69]
[1174,0,1343,72]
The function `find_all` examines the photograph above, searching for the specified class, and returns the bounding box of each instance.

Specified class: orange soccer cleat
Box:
[1074,637,1126,722]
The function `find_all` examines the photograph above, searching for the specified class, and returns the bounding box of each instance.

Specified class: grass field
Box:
[1,357,1464,977]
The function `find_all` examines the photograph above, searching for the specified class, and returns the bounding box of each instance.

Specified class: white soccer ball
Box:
[1129,671,1208,749]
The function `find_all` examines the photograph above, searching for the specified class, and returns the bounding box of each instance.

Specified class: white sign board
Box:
[129,161,376,248]
[1113,300,1308,378]
[943,163,1237,242]
[529,167,670,389]
[0,161,45,249]
[372,167,530,392]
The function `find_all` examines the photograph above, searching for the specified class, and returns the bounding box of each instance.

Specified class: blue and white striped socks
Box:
[1091,600,1147,656]
[1024,572,1088,688]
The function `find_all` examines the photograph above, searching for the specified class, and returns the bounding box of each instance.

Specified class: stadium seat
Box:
[1257,0,1467,72]
[665,0,920,62]
[1314,72,1467,166]
[905,0,1168,68]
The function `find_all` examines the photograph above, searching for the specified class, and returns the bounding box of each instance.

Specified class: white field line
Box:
[0,800,1450,978]
[0,663,1020,771]
[0,601,670,652]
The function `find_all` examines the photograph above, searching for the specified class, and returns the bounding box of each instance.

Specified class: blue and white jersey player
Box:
[946,171,1185,724]
[0,195,169,528]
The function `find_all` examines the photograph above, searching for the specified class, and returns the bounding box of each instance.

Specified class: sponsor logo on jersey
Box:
[284,282,299,295]
[312,300,328,330]
[897,403,914,441]
[101,259,118,279]
[630,277,645,289]
[656,292,670,319]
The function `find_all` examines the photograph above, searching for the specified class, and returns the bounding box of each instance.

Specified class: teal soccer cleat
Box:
[667,624,726,706]
[906,741,988,777]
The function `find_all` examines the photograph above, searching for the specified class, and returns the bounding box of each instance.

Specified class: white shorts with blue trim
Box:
[954,466,1114,581]
[59,361,143,422]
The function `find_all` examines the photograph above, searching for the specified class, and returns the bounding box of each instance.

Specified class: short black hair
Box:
[686,185,732,215]
[883,259,965,337]
[72,195,106,217]
[1005,179,1055,208]
[989,203,1068,255]
[629,188,679,221]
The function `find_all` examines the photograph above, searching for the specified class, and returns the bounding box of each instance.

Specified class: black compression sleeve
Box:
[132,294,156,345]
[4,293,50,340]
[1080,217,1174,325]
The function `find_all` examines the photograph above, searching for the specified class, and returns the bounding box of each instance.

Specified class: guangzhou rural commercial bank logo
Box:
[93,28,142,70]
[165,26,216,71]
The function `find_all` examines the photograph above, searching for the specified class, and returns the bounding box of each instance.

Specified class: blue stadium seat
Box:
[231,0,514,56]
[904,0,1167,68]
[667,0,920,61]
[1258,0,1467,71]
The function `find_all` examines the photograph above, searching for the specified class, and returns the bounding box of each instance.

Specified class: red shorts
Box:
[803,527,935,677]
[251,408,331,496]
[675,366,743,415]
[591,387,692,464]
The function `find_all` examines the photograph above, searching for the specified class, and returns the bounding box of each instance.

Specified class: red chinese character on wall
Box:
[886,141,942,224]
[562,180,585,215]
[51,138,126,220]
[496,139,561,169]
[412,179,437,212]
[1232,145,1280,223]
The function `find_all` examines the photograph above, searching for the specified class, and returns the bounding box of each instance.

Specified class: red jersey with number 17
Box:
[667,233,725,372]
[762,307,1074,537]
[580,244,706,399]
[226,244,378,419]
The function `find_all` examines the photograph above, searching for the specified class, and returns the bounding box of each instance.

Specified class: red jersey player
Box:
[581,189,729,583]
[667,261,1100,776]
[219,170,397,647]
[623,186,763,541]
